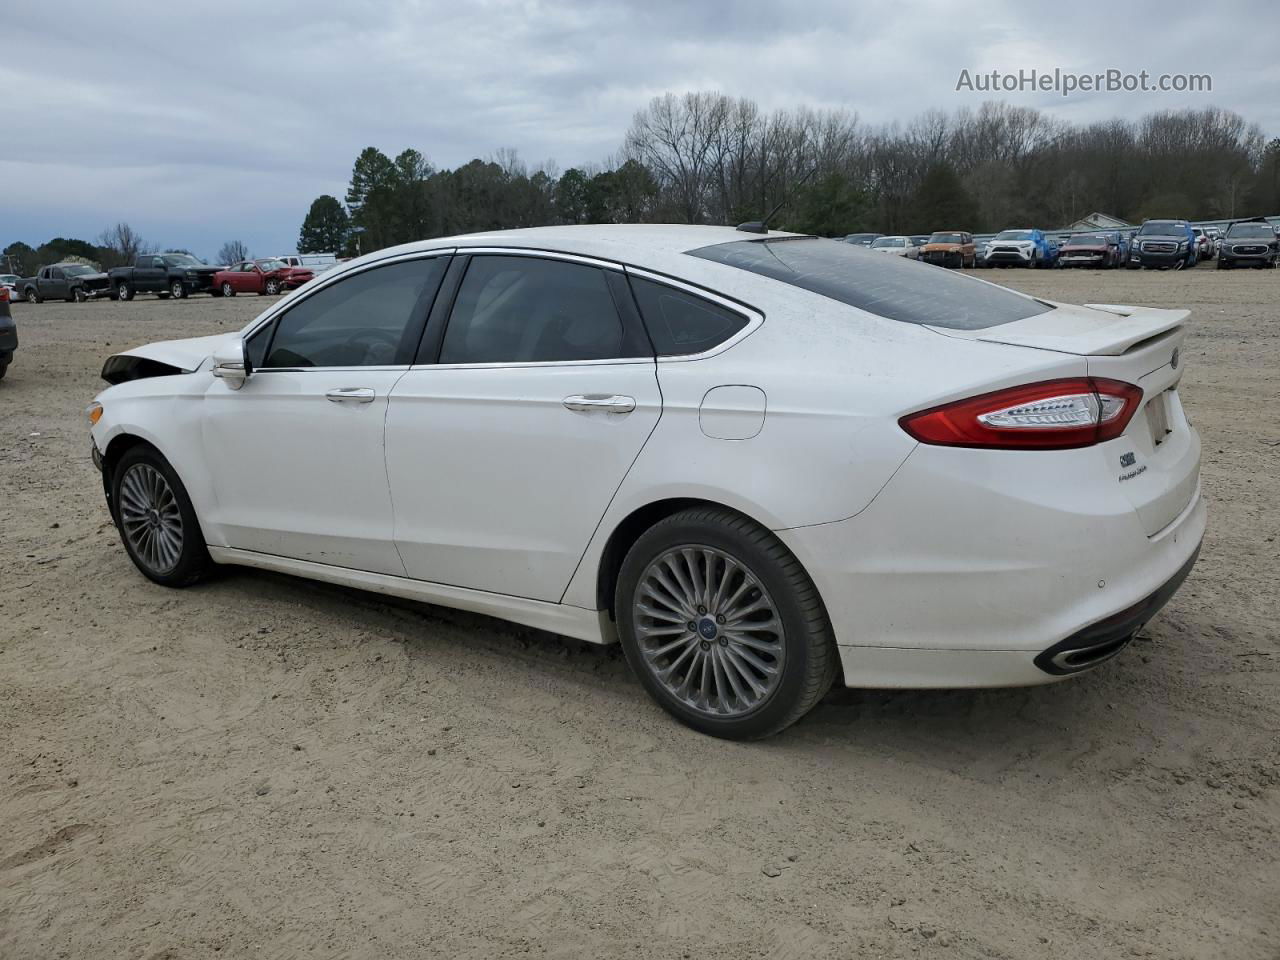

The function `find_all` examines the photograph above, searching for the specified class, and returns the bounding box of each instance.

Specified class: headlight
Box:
[1177,241,1188,250]
[86,402,103,425]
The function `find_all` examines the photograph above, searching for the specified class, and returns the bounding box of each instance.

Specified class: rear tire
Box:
[26,289,40,304]
[221,281,236,297]
[615,507,838,740]
[116,282,134,301]
[110,445,211,588]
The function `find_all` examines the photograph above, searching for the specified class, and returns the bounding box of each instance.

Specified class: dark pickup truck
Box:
[19,263,112,303]
[109,253,221,300]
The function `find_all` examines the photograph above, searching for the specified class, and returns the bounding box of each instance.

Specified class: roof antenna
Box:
[736,166,818,234]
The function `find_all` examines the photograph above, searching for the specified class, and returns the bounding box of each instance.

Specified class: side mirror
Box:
[211,339,250,390]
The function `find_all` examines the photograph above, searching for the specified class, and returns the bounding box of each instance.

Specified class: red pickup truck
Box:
[213,259,314,297]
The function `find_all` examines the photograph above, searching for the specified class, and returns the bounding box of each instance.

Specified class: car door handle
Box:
[562,394,636,414]
[325,387,376,404]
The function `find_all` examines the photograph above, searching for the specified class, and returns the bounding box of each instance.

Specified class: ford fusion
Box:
[88,226,1204,739]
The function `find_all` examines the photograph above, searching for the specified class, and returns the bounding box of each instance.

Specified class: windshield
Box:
[1138,221,1185,236]
[162,254,202,267]
[870,237,904,248]
[63,265,96,276]
[1,275,19,283]
[1066,235,1108,246]
[995,230,1033,241]
[687,237,1052,331]
[1226,223,1275,239]
[257,259,288,270]
[928,233,964,244]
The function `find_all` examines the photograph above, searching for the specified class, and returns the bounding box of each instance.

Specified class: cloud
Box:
[5,0,1272,259]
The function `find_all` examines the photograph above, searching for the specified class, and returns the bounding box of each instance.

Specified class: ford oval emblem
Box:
[1171,348,1180,370]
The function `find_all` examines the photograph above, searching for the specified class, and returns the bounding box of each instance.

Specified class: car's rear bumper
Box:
[777,440,1205,689]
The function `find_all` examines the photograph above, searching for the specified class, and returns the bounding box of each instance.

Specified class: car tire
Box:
[26,289,40,304]
[221,281,236,298]
[615,506,839,740]
[170,280,188,299]
[265,278,281,295]
[0,361,8,380]
[110,445,212,588]
[1217,259,1227,270]
[116,282,134,301]
[73,287,87,303]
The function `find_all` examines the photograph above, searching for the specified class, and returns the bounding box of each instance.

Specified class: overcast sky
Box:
[4,1,1276,261]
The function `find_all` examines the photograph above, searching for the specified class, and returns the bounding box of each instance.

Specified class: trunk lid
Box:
[929,301,1199,537]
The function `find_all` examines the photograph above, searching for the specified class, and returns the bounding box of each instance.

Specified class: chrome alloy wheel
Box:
[632,545,785,717]
[118,463,184,574]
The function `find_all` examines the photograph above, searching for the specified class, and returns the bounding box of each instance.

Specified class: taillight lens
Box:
[900,378,1144,450]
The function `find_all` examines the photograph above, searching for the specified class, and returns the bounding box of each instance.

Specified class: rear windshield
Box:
[687,237,1053,330]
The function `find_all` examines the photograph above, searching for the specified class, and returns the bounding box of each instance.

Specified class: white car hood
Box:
[112,332,239,372]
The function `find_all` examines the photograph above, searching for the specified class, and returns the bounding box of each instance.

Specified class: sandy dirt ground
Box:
[1,267,1277,960]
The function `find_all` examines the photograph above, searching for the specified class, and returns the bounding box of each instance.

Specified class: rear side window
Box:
[687,237,1053,330]
[440,255,631,364]
[627,277,748,356]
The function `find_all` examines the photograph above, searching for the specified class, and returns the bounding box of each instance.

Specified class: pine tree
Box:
[298,196,350,254]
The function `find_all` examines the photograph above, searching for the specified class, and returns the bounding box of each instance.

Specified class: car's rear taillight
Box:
[899,378,1144,450]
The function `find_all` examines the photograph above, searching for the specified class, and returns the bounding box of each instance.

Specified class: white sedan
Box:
[868,235,920,258]
[88,225,1205,739]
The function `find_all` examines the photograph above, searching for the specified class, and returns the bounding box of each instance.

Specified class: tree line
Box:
[6,94,1277,275]
[299,95,1279,255]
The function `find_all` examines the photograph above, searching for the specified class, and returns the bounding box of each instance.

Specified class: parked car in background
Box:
[973,237,992,267]
[1127,220,1198,270]
[18,263,112,303]
[1190,227,1215,262]
[868,235,920,259]
[87,224,1203,740]
[1216,219,1279,269]
[842,233,883,247]
[982,229,1059,268]
[0,274,20,300]
[0,286,16,379]
[919,231,976,268]
[110,253,220,301]
[1058,233,1123,269]
[214,259,315,297]
[276,253,338,273]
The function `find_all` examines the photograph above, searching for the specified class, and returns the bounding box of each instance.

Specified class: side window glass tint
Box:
[246,321,273,370]
[627,277,748,356]
[263,258,446,368]
[440,256,625,364]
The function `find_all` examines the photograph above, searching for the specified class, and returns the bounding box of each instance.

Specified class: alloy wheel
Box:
[118,463,184,575]
[631,545,785,717]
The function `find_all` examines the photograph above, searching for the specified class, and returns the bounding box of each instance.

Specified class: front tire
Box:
[615,507,838,740]
[221,281,236,297]
[73,287,87,303]
[111,445,211,587]
[264,278,281,296]
[170,280,188,299]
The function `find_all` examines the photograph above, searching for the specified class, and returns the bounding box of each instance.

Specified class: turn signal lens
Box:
[900,378,1143,450]
[87,402,103,425]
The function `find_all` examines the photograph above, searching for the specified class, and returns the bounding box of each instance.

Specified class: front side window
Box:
[261,258,447,368]
[628,276,748,356]
[439,256,629,364]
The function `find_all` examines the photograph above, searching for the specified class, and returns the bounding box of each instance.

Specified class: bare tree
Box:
[97,222,151,267]
[216,240,250,265]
